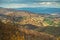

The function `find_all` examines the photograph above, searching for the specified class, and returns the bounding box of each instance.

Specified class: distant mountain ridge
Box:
[0,7,60,14]
[14,7,60,14]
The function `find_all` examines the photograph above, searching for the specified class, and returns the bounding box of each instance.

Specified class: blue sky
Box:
[0,0,60,8]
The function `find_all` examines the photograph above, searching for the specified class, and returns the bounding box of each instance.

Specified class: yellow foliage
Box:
[57,37,60,40]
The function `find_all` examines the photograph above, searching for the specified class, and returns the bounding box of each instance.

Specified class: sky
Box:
[0,0,60,8]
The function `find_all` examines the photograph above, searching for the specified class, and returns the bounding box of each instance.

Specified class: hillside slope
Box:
[0,8,60,40]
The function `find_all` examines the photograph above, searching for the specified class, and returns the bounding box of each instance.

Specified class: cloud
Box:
[33,2,52,5]
[2,4,28,8]
[33,2,60,8]
[39,2,52,5]
[0,0,60,4]
[0,2,60,8]
[0,3,39,8]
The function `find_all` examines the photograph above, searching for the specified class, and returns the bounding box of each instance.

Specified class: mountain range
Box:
[14,7,60,14]
[0,7,60,40]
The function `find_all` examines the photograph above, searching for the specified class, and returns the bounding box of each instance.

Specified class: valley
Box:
[0,8,60,40]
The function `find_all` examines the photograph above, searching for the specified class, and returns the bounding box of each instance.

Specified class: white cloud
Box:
[0,2,60,8]
[33,2,60,8]
[39,2,51,5]
[33,2,57,5]
[0,3,40,8]
[0,4,28,8]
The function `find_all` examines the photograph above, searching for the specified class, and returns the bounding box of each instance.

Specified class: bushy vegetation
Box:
[0,8,60,40]
[0,20,25,40]
[0,20,56,40]
[35,26,60,37]
[44,18,53,25]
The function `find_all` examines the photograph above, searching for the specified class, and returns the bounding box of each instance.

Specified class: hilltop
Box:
[0,8,60,27]
[0,8,60,40]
